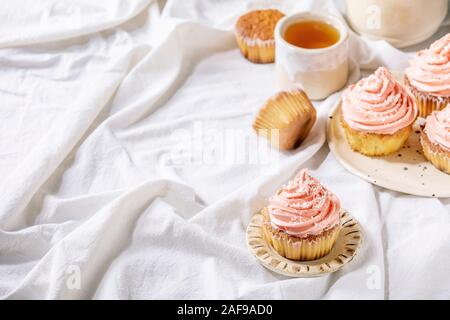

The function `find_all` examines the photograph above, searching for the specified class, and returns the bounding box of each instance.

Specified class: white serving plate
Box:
[327,98,450,198]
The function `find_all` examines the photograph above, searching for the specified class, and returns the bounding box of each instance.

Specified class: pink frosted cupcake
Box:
[405,33,450,117]
[262,169,341,261]
[421,105,450,174]
[341,67,417,156]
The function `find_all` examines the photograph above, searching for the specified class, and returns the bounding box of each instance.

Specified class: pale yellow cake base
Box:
[341,116,412,157]
[262,209,340,261]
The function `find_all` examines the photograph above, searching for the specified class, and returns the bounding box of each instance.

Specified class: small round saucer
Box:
[246,210,362,277]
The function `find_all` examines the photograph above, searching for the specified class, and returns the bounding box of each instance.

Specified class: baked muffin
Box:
[421,105,450,174]
[235,9,284,64]
[253,89,316,150]
[341,67,417,156]
[405,33,450,117]
[263,169,341,261]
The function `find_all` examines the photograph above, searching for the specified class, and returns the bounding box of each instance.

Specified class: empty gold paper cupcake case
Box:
[253,89,316,150]
[421,132,450,174]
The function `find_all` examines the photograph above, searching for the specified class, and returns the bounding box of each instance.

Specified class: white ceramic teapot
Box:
[344,0,448,48]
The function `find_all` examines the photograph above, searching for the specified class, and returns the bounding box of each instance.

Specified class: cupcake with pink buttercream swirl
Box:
[421,105,450,174]
[263,169,341,261]
[340,67,417,156]
[405,33,450,117]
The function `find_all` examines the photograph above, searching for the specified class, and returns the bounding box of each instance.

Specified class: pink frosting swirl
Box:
[267,169,340,237]
[424,104,450,152]
[342,67,417,135]
[405,33,450,97]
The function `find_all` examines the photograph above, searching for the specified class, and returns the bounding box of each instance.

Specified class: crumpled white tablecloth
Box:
[0,0,449,299]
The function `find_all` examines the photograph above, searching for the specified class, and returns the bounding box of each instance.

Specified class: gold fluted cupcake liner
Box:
[421,133,450,175]
[235,34,275,64]
[262,209,340,261]
[405,76,449,118]
[253,90,316,150]
[340,115,411,156]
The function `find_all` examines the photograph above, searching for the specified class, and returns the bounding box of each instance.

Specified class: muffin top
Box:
[342,67,417,135]
[235,9,284,41]
[405,33,450,97]
[267,169,340,237]
[424,105,450,152]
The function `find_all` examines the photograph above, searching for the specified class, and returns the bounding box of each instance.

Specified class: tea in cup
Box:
[275,12,349,100]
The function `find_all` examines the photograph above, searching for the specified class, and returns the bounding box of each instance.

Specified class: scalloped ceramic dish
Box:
[246,210,362,277]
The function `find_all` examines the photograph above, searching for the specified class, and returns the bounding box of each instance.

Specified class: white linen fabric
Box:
[0,0,449,299]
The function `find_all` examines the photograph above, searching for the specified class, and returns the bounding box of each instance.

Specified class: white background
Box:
[0,0,449,299]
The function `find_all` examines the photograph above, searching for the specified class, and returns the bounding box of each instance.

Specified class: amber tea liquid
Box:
[284,20,340,49]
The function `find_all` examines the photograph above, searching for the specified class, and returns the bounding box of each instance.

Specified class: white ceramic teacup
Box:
[275,12,349,100]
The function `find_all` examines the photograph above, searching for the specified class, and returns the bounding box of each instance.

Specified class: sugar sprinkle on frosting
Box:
[342,67,417,135]
[406,33,450,97]
[268,169,340,237]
